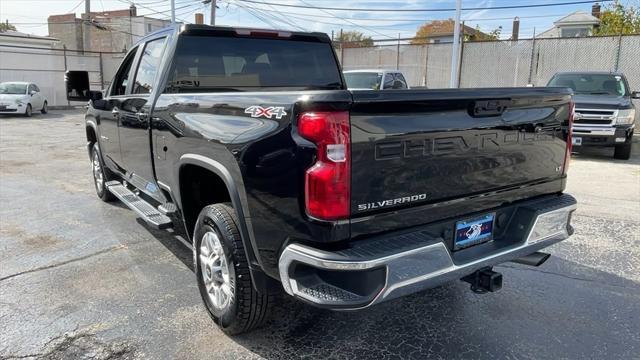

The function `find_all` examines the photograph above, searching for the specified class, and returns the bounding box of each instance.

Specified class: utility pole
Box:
[170,0,175,23]
[449,0,462,88]
[83,0,91,53]
[210,0,216,25]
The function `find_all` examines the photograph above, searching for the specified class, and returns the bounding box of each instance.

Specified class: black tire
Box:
[24,104,32,117]
[194,204,273,335]
[41,101,48,114]
[91,143,116,202]
[613,142,632,160]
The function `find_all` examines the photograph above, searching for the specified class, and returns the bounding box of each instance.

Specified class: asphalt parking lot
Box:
[1,110,639,359]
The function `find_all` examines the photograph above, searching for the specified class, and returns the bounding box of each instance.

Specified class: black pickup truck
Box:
[548,72,638,160]
[65,25,577,334]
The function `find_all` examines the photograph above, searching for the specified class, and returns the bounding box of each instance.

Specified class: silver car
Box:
[0,82,48,117]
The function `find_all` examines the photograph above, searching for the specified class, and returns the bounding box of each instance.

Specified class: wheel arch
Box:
[86,121,98,158]
[176,154,262,270]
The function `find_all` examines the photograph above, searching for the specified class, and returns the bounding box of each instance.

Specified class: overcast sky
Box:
[0,0,635,40]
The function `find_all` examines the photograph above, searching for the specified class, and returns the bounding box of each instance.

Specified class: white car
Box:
[343,69,410,90]
[0,82,48,117]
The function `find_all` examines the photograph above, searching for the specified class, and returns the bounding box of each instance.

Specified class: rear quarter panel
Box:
[151,90,352,277]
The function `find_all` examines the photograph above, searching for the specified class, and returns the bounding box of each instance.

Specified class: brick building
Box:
[48,5,173,52]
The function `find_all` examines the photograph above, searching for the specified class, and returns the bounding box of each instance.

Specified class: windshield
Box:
[344,72,383,90]
[548,74,627,96]
[166,36,343,92]
[0,83,27,95]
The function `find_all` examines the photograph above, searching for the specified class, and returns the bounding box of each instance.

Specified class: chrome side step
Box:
[105,181,173,229]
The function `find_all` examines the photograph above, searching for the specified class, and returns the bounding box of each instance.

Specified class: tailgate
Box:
[349,88,572,217]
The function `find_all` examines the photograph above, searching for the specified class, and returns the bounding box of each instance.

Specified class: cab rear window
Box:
[165,35,343,92]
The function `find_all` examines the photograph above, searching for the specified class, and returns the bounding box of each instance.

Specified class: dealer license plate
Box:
[454,213,495,250]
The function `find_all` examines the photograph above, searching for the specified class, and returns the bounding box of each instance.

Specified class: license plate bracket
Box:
[454,213,495,250]
[572,137,582,146]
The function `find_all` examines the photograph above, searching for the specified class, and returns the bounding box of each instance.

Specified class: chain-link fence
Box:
[340,34,640,92]
[0,44,124,107]
[3,35,639,107]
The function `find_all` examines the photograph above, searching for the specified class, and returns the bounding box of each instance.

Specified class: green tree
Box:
[335,30,374,48]
[594,0,640,35]
[0,21,17,32]
[471,25,502,41]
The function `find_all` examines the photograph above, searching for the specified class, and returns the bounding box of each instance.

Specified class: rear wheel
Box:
[614,141,632,160]
[194,204,273,335]
[24,104,32,117]
[91,143,116,202]
[41,101,48,114]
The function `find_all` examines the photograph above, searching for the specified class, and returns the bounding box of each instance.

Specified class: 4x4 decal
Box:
[244,106,287,120]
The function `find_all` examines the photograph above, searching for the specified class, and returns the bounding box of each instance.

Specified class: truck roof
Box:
[344,69,401,73]
[554,71,627,77]
[134,24,331,47]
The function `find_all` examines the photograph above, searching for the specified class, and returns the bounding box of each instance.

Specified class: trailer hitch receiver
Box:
[461,267,503,294]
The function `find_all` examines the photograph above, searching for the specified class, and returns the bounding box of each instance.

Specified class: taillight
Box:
[563,101,574,175]
[298,111,350,220]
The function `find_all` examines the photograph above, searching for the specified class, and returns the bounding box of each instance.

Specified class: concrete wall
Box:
[0,45,124,107]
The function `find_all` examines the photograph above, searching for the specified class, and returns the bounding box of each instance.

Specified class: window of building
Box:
[560,27,590,37]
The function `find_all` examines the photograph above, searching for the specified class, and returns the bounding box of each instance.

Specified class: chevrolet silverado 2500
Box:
[65,25,577,334]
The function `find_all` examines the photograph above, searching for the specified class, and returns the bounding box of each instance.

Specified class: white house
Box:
[538,11,601,38]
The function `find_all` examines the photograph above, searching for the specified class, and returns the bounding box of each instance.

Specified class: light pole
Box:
[449,0,462,88]
[171,0,175,23]
[210,0,216,25]
[83,0,91,53]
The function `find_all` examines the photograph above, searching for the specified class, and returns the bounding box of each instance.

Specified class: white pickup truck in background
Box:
[343,69,410,90]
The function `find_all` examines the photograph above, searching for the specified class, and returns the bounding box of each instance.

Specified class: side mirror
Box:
[526,83,534,87]
[90,91,103,101]
[632,91,640,99]
[65,70,92,101]
[30,90,37,96]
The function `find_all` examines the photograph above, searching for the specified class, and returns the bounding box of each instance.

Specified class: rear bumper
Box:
[279,194,576,309]
[572,125,634,146]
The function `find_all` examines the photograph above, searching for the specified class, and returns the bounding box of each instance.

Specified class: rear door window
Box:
[165,35,343,92]
[395,73,408,89]
[110,46,138,96]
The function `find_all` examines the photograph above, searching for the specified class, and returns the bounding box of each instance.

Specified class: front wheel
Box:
[194,204,273,335]
[24,104,32,117]
[614,141,632,160]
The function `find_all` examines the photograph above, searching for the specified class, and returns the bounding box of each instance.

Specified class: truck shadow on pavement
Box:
[229,257,638,359]
[138,222,639,359]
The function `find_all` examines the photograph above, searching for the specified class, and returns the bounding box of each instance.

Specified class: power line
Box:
[114,0,192,22]
[234,3,569,27]
[217,4,566,23]
[235,0,613,12]
[234,1,280,28]
[66,0,85,13]
[296,0,395,39]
